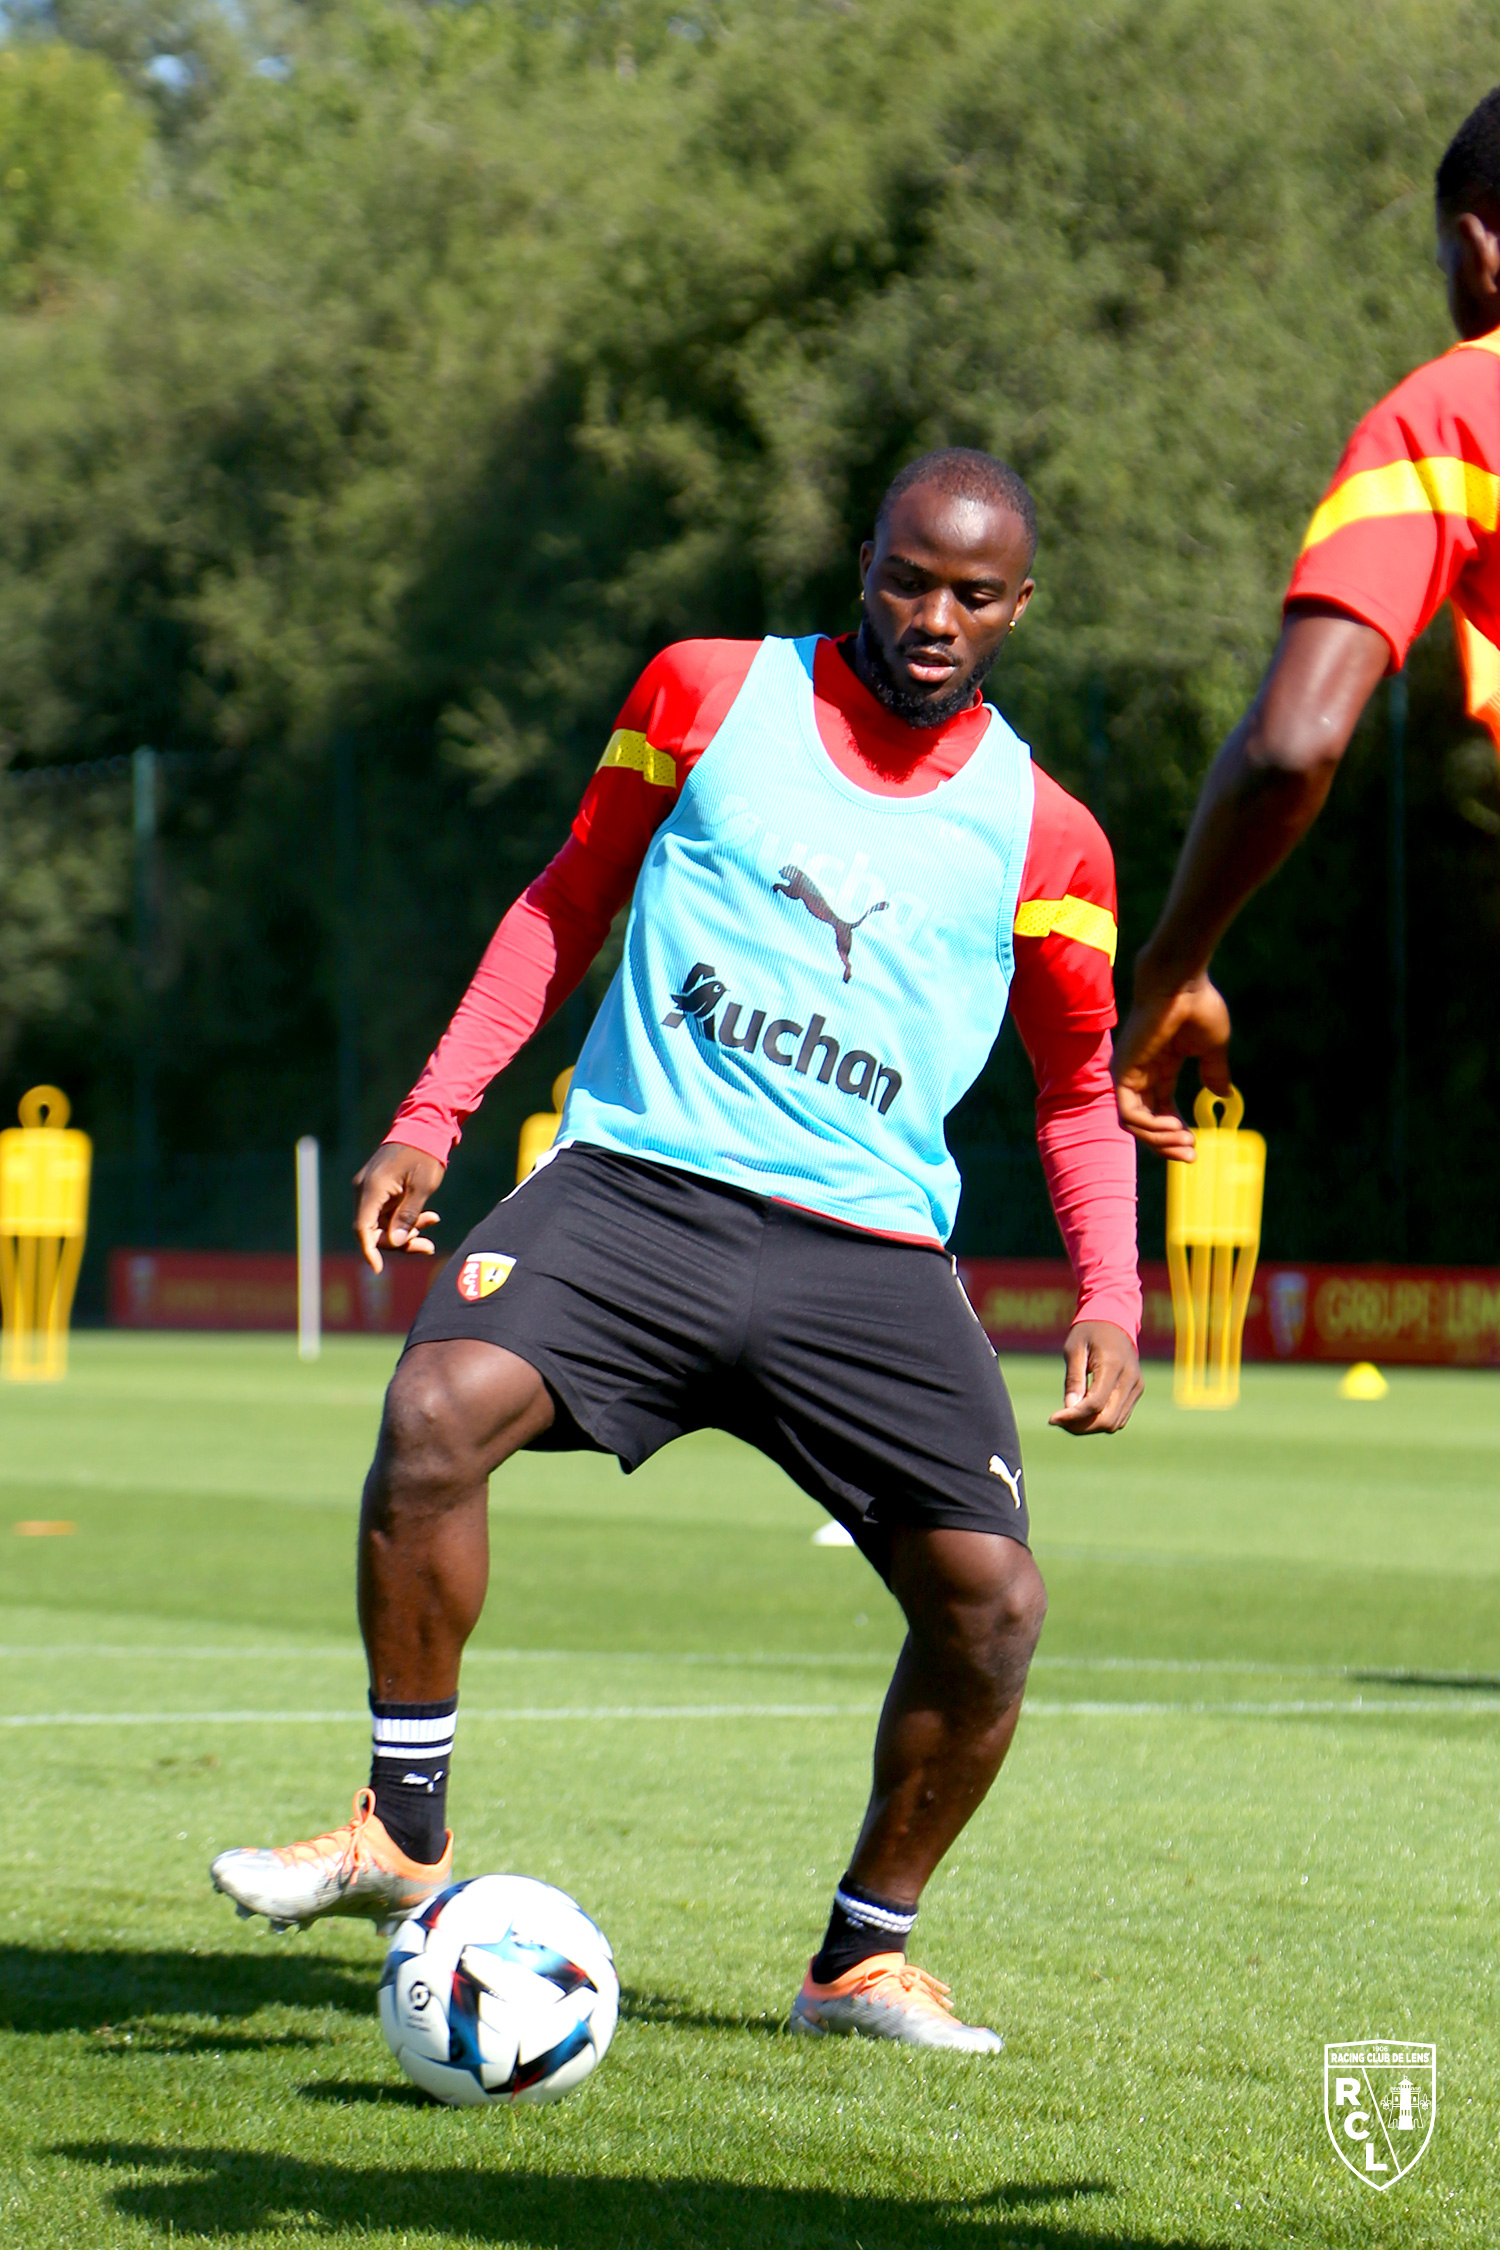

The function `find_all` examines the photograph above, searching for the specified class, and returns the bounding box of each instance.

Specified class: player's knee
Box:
[993,1554,1047,1661]
[896,1529,1046,1674]
[958,1549,1047,1692]
[377,1358,478,1500]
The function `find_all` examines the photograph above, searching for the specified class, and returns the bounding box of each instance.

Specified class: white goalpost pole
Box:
[295,1136,321,1361]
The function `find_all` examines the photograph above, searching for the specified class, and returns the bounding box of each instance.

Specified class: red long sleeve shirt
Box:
[391,637,1140,1336]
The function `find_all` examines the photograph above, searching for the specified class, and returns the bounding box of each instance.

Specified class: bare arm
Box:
[1113,606,1392,1158]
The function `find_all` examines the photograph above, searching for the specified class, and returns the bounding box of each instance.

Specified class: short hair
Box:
[875,447,1037,559]
[1437,87,1500,214]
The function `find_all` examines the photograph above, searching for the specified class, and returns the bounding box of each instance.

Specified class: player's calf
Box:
[358,1341,552,1812]
[214,1342,551,1932]
[789,1532,1043,2047]
[845,1531,1046,1901]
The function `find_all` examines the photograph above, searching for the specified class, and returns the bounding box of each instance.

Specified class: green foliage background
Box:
[3,0,1500,1269]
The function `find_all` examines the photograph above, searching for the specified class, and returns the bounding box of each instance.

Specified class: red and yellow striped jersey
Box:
[1285,331,1500,742]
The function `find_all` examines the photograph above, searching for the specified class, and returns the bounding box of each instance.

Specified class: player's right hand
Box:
[1112,969,1233,1162]
[353,1142,446,1273]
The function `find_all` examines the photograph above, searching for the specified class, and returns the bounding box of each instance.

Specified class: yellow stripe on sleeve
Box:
[1014,894,1118,964]
[595,729,678,788]
[1299,456,1500,554]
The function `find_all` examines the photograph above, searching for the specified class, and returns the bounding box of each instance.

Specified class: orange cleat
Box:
[787,1951,1003,2051]
[210,1789,452,1934]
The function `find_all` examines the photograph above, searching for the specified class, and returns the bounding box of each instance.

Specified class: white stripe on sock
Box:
[370,1712,456,1749]
[834,1887,916,1936]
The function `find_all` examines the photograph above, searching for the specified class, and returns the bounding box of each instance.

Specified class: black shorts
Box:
[405,1145,1028,1581]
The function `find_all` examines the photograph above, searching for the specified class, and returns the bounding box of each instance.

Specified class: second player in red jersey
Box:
[1115,86,1500,1150]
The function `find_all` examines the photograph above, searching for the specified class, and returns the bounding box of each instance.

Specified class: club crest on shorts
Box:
[457,1253,515,1302]
[1324,2039,1435,2189]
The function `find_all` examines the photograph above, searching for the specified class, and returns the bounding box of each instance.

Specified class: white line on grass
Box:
[5,1697,1499,1727]
[0,1705,877,1726]
[0,1645,891,1664]
[1024,1697,1500,1717]
[0,1645,1428,1680]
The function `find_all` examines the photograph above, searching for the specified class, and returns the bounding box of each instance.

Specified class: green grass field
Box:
[1,1335,1496,2249]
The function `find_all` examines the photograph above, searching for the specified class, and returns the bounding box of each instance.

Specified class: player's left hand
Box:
[1049,1321,1142,1435]
[1112,968,1233,1162]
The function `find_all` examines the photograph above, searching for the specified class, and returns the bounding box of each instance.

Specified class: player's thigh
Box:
[399,1147,759,1471]
[380,1339,555,1482]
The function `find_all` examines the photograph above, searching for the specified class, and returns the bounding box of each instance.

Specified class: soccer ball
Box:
[378,1874,619,2106]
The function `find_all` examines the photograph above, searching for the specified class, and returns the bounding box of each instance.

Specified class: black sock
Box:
[368,1696,455,1865]
[809,1874,917,1984]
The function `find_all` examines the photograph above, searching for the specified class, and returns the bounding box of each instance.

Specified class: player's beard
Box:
[856,619,995,729]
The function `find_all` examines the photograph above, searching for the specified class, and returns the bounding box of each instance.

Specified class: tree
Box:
[0,40,146,305]
[3,0,1499,1262]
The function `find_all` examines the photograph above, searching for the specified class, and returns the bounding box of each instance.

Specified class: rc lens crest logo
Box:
[1324,2041,1435,2189]
[457,1253,515,1302]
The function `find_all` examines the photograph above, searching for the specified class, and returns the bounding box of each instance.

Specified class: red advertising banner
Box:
[956,1257,1500,1367]
[108,1249,438,1334]
[1240,1263,1500,1365]
[109,1247,1500,1365]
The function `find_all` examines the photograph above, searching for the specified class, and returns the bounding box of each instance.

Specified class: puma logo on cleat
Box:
[988,1456,1023,1507]
[774,866,888,983]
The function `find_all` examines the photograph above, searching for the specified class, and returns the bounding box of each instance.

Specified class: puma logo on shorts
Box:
[988,1455,1023,1507]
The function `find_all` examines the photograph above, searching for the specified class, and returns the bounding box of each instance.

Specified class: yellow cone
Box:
[0,1087,91,1382]
[1166,1086,1265,1408]
[516,1067,575,1183]
[1338,1362,1388,1401]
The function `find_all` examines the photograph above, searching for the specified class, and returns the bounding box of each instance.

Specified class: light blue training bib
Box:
[559,635,1036,1241]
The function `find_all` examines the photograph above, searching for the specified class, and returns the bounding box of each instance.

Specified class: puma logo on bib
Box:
[773,865,888,982]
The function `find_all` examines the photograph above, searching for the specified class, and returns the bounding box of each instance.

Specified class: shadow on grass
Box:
[55,2145,1199,2250]
[101,2029,326,2057]
[618,1986,782,2036]
[1349,1668,1500,1693]
[0,1946,372,2040]
[299,2079,437,2107]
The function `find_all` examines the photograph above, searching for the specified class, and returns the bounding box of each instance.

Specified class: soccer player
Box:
[212,449,1143,2050]
[1113,89,1500,1155]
